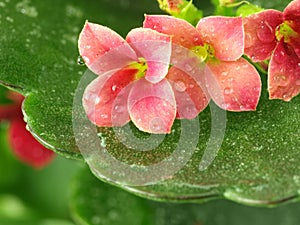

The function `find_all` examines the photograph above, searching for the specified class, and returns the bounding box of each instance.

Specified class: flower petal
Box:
[166,66,209,119]
[268,40,300,101]
[78,21,137,75]
[143,15,202,48]
[9,117,55,169]
[283,0,300,59]
[284,0,300,21]
[83,68,137,127]
[205,58,261,111]
[243,10,283,62]
[128,78,176,134]
[196,16,244,61]
[126,28,172,84]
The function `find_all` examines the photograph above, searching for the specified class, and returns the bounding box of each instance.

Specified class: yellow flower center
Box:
[275,21,298,43]
[191,43,215,62]
[129,58,148,80]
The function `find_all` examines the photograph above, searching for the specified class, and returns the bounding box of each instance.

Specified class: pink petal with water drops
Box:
[268,40,300,101]
[83,67,137,127]
[205,58,261,111]
[143,15,202,49]
[281,18,300,59]
[196,16,244,61]
[126,28,172,84]
[128,78,176,134]
[78,21,137,75]
[243,10,283,62]
[283,0,300,21]
[166,67,209,119]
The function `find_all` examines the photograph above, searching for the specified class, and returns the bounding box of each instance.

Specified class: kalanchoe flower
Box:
[79,22,208,134]
[243,0,300,101]
[144,15,261,111]
[0,91,55,169]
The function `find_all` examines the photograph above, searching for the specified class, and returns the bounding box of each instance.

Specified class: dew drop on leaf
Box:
[77,55,85,66]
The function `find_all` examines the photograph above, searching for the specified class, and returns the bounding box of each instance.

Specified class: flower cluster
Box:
[78,0,300,134]
[243,0,300,101]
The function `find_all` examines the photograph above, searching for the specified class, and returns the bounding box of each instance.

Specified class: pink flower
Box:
[144,15,261,111]
[243,0,300,101]
[79,22,199,134]
[0,91,55,169]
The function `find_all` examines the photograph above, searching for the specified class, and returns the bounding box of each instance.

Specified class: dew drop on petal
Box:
[221,71,229,76]
[174,80,187,92]
[296,80,300,86]
[114,104,125,113]
[256,21,275,43]
[224,87,233,95]
[282,93,291,100]
[181,104,198,119]
[184,64,193,72]
[95,96,101,104]
[174,46,182,54]
[101,114,108,119]
[111,85,118,92]
[274,50,286,64]
[149,117,165,133]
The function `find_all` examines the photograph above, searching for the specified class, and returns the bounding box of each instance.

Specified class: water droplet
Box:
[114,104,124,113]
[181,104,197,119]
[149,117,165,133]
[184,63,193,72]
[77,55,85,66]
[174,80,186,92]
[298,62,300,67]
[111,85,118,92]
[174,46,182,54]
[16,0,38,17]
[224,87,233,95]
[274,50,286,64]
[273,74,288,86]
[282,93,291,100]
[296,80,300,86]
[221,71,228,76]
[256,21,275,43]
[6,16,14,22]
[95,96,100,104]
[101,114,108,119]
[221,103,231,109]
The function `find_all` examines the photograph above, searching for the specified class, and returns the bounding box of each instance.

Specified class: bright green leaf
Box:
[71,168,300,225]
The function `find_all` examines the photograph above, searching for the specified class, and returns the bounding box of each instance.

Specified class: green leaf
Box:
[0,0,160,158]
[71,168,300,225]
[1,0,300,206]
[236,3,263,17]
